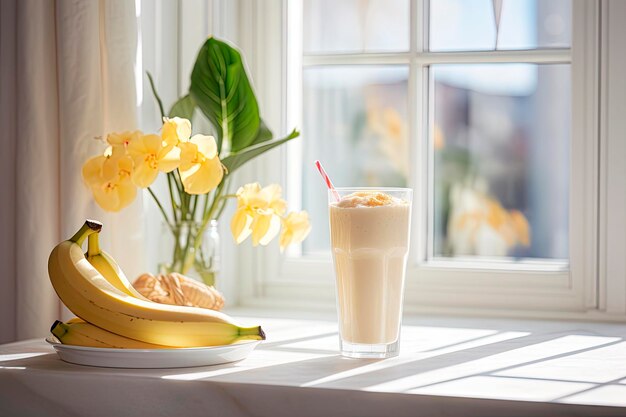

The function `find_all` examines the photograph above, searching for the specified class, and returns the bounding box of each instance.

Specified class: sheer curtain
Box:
[0,0,144,343]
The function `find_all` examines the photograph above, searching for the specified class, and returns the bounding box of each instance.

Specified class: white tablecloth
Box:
[1,312,625,417]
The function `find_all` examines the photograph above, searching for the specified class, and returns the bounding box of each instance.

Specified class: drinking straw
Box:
[315,160,341,202]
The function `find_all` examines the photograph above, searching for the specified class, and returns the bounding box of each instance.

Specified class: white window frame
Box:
[140,0,626,320]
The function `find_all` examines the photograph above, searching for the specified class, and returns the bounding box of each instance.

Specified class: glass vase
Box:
[159,220,220,287]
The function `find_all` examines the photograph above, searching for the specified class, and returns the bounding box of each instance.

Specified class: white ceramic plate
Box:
[46,337,260,368]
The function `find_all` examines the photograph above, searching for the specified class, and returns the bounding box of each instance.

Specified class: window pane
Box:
[429,0,571,51]
[432,64,570,260]
[301,66,409,255]
[304,0,410,54]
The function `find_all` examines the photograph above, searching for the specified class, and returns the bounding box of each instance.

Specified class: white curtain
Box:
[0,0,144,343]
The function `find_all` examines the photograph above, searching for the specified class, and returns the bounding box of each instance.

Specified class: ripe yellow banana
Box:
[48,220,265,347]
[51,320,171,349]
[66,317,83,324]
[85,232,149,300]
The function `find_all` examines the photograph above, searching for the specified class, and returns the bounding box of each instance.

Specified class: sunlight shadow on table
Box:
[408,375,595,401]
[161,349,336,381]
[0,352,50,362]
[359,334,626,406]
[365,335,620,392]
[301,330,529,388]
[161,320,626,409]
[162,325,527,385]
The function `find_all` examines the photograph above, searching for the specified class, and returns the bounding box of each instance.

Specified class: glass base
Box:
[339,339,399,359]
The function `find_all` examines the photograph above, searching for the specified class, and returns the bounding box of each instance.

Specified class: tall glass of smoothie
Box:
[329,188,412,358]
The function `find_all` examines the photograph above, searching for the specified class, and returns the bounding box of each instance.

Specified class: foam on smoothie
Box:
[334,191,406,208]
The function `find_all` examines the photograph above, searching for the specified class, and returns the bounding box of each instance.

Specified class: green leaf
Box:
[190,37,260,153]
[222,129,300,174]
[250,119,273,146]
[168,94,196,120]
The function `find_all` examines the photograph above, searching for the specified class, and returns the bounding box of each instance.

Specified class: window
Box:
[299,1,572,265]
[244,0,600,316]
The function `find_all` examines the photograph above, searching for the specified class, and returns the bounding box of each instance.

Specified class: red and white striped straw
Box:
[315,160,341,202]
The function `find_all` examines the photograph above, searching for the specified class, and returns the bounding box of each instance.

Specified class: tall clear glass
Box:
[329,187,412,358]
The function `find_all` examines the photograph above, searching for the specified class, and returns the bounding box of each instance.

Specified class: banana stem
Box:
[69,220,102,246]
[50,320,68,339]
[239,326,266,340]
[87,233,101,257]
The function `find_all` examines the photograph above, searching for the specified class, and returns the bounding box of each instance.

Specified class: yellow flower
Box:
[82,154,137,212]
[250,209,282,246]
[126,134,181,188]
[103,131,141,163]
[107,131,142,148]
[162,117,191,147]
[258,184,287,216]
[279,211,312,252]
[230,183,261,244]
[230,183,288,246]
[179,134,224,194]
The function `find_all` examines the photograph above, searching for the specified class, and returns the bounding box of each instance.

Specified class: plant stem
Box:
[173,169,184,195]
[170,179,233,274]
[179,222,194,274]
[214,194,236,220]
[146,71,166,120]
[166,173,179,224]
[147,187,174,234]
[189,181,230,257]
[201,192,210,220]
[190,195,199,221]
[178,194,205,273]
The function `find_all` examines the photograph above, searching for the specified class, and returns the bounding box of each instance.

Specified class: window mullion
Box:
[417,0,427,53]
[417,49,571,64]
[302,49,571,67]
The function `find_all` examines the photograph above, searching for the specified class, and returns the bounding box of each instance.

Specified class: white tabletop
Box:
[1,311,626,417]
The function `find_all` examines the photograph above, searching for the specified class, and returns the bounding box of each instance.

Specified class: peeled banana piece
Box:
[48,220,265,347]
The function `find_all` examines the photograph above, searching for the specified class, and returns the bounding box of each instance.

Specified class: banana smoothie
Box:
[329,189,411,358]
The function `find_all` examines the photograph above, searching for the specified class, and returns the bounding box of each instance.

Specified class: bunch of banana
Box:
[48,220,265,348]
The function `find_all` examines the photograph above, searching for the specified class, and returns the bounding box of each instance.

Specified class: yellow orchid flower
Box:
[107,131,142,148]
[250,208,282,246]
[249,184,287,246]
[230,183,261,244]
[178,134,224,195]
[126,133,181,188]
[230,183,288,246]
[258,184,287,216]
[102,131,141,165]
[279,211,312,252]
[162,117,191,147]
[82,153,137,212]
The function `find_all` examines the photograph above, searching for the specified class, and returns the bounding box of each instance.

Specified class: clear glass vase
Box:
[159,220,220,286]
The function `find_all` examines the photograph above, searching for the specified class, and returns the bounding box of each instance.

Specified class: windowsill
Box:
[1,310,625,416]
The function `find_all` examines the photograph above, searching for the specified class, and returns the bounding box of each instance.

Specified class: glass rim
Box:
[163,219,219,226]
[331,187,413,193]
